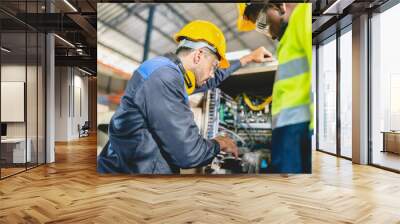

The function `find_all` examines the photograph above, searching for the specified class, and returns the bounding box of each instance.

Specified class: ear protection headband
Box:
[164,53,196,95]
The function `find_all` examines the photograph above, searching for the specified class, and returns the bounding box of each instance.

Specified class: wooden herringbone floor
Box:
[1,135,400,224]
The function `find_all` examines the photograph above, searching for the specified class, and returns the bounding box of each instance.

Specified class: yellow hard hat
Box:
[237,3,256,32]
[174,20,229,69]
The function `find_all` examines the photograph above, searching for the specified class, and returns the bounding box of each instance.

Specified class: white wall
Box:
[71,73,89,138]
[1,65,28,138]
[371,4,400,157]
[1,63,46,164]
[54,67,89,141]
[55,67,68,141]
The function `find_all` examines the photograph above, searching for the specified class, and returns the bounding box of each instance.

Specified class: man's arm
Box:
[140,66,221,168]
[193,47,273,94]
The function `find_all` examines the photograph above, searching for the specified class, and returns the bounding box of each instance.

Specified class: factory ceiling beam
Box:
[156,4,186,28]
[97,18,162,56]
[98,3,124,24]
[165,4,247,42]
[164,3,189,24]
[143,6,156,62]
[98,41,141,64]
[204,3,251,50]
[164,4,241,39]
[106,3,151,28]
[106,3,139,27]
[119,4,177,45]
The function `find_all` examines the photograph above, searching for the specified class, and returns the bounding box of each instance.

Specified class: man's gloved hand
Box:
[213,136,239,159]
[240,46,274,66]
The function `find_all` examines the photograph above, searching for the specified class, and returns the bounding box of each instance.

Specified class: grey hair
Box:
[175,46,196,56]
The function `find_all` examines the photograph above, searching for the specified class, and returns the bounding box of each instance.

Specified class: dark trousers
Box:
[270,122,312,173]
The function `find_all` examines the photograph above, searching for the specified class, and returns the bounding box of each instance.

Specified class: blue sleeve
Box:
[140,66,220,168]
[193,60,242,94]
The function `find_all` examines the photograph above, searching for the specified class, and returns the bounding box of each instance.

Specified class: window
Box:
[371,2,400,171]
[317,36,337,154]
[0,1,47,179]
[339,27,352,158]
[312,45,317,150]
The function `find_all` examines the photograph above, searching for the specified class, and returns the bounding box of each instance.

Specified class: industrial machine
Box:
[195,61,277,174]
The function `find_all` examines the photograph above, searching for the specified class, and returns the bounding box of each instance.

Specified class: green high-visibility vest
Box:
[272,3,313,130]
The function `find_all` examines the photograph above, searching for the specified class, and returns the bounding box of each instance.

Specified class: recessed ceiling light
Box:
[54,34,75,48]
[1,47,11,53]
[63,0,78,12]
[78,67,92,76]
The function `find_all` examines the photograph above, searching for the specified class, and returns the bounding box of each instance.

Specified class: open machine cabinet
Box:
[191,62,277,174]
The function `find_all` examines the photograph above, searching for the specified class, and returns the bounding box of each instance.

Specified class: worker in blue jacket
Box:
[97,20,272,174]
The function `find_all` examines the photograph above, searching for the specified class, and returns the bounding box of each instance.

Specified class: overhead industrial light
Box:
[54,34,75,48]
[78,67,93,76]
[63,0,78,12]
[1,47,11,53]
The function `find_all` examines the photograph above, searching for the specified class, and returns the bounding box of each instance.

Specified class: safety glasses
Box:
[201,48,220,71]
[255,10,272,38]
[254,4,283,38]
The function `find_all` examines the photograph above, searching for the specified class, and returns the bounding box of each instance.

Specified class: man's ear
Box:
[279,3,286,15]
[193,49,201,65]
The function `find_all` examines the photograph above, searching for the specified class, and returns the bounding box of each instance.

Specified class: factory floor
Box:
[0,135,400,223]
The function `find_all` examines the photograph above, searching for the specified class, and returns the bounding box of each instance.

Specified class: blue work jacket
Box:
[97,55,241,174]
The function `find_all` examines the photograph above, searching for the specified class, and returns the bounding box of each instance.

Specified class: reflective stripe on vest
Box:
[276,56,309,81]
[272,104,310,129]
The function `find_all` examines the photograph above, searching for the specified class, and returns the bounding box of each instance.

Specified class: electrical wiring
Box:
[218,126,246,146]
[243,93,272,111]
